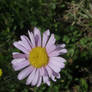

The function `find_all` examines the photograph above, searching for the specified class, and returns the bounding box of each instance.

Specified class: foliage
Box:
[0,0,92,92]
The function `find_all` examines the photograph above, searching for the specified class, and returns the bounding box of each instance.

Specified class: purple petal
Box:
[37,68,42,87]
[50,57,66,69]
[42,29,50,47]
[46,34,56,49]
[26,68,36,85]
[32,69,39,86]
[50,57,66,63]
[51,75,56,82]
[12,59,30,71]
[12,52,26,58]
[56,44,66,50]
[18,66,33,80]
[45,65,52,77]
[60,49,67,53]
[20,35,32,50]
[45,65,56,81]
[40,67,44,76]
[49,58,65,69]
[53,72,60,79]
[28,31,35,48]
[37,76,42,87]
[46,44,56,54]
[48,61,61,73]
[18,41,31,52]
[13,42,29,54]
[43,76,50,86]
[48,50,59,57]
[40,67,50,86]
[11,58,25,65]
[22,35,32,47]
[48,49,67,57]
[33,27,41,46]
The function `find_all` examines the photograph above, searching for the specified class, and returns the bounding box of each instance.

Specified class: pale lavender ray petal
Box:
[33,27,41,46]
[46,44,56,54]
[50,57,66,63]
[45,65,56,81]
[53,72,60,79]
[13,42,29,54]
[11,58,25,65]
[48,50,59,57]
[48,66,61,79]
[26,68,36,85]
[49,59,62,69]
[56,44,66,50]
[44,68,48,76]
[56,73,60,79]
[46,34,56,49]
[18,66,33,80]
[22,35,32,47]
[42,29,50,48]
[28,31,35,48]
[43,76,50,86]
[20,35,32,50]
[48,61,61,73]
[40,67,44,76]
[49,57,65,69]
[18,41,31,52]
[18,41,26,48]
[12,60,30,71]
[59,49,67,53]
[40,67,50,86]
[37,76,42,87]
[52,59,65,69]
[60,44,66,48]
[12,52,26,58]
[51,75,56,82]
[45,65,52,77]
[42,68,50,86]
[32,69,39,86]
[36,68,42,87]
[48,48,67,57]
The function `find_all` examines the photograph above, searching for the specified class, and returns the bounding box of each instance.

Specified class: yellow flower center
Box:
[29,47,49,68]
[0,69,2,77]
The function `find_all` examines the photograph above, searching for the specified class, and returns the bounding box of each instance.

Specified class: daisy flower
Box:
[0,68,3,77]
[11,27,67,87]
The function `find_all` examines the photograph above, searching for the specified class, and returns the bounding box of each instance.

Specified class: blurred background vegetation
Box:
[0,0,92,92]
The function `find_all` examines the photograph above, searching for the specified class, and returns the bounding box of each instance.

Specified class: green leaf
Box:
[80,79,88,92]
[63,36,70,44]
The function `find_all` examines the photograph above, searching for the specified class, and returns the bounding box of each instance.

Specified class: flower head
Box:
[0,68,3,77]
[11,27,67,87]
